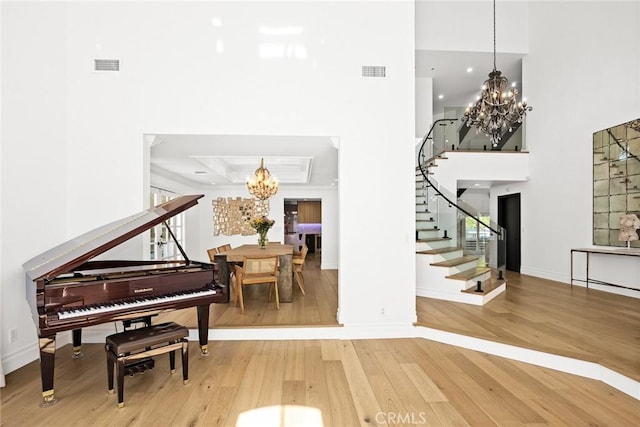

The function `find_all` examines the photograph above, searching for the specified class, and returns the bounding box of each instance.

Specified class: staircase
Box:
[415,169,506,305]
[415,118,509,306]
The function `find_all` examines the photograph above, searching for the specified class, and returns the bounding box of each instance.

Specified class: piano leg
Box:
[196,304,210,356]
[39,335,57,407]
[72,329,83,359]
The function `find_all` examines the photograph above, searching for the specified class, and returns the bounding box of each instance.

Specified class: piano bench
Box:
[105,322,189,408]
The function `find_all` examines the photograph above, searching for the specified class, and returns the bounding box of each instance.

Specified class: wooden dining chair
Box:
[233,255,279,313]
[296,233,306,252]
[206,247,219,262]
[292,244,308,295]
[216,244,231,253]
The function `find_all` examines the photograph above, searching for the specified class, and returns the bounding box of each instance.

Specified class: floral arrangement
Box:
[250,216,275,247]
[249,216,275,234]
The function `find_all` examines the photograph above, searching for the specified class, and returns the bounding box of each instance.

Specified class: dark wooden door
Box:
[498,193,521,272]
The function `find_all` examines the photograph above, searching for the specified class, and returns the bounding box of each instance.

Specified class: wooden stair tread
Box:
[417,237,451,243]
[461,278,506,295]
[446,266,491,281]
[431,255,478,267]
[417,247,462,255]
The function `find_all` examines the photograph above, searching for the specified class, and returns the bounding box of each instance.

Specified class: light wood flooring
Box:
[2,338,639,426]
[2,254,640,425]
[416,271,640,384]
[156,253,339,328]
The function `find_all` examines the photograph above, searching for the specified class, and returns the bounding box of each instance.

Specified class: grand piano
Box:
[23,194,228,407]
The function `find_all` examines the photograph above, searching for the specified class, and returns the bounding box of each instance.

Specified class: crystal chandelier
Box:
[461,0,532,147]
[246,158,279,200]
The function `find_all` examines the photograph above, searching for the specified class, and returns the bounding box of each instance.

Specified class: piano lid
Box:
[23,194,204,282]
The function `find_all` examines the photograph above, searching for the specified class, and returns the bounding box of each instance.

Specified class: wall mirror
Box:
[593,118,640,247]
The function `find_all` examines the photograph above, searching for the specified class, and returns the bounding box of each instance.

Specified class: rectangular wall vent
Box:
[362,65,386,78]
[94,59,120,71]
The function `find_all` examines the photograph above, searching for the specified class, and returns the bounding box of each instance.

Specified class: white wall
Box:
[416,77,433,138]
[0,0,4,388]
[1,1,416,373]
[520,1,640,282]
[1,2,70,373]
[416,0,529,54]
[459,189,490,215]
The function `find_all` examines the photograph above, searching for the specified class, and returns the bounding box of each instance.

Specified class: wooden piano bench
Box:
[105,322,189,408]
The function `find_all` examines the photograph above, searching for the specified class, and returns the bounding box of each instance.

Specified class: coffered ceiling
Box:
[149,134,339,189]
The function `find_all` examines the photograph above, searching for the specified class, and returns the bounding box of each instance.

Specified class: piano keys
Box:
[56,287,218,321]
[23,194,228,407]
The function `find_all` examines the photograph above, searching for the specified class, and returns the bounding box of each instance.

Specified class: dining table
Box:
[214,244,295,302]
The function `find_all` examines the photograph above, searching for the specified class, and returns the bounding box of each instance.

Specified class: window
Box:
[149,189,185,260]
[464,215,491,253]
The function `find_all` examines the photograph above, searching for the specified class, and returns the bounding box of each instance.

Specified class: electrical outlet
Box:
[9,329,18,343]
[380,307,385,316]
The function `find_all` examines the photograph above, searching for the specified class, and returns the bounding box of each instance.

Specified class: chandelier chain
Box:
[460,0,533,147]
[493,0,497,71]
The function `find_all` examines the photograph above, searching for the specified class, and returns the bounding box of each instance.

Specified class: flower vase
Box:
[258,232,268,248]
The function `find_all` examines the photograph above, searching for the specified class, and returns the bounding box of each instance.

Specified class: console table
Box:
[570,247,640,291]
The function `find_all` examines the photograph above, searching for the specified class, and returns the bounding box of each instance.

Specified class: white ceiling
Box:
[150,134,339,189]
[416,50,525,113]
[150,51,524,190]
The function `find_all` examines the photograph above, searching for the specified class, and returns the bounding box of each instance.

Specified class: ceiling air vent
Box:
[362,65,386,78]
[94,59,120,71]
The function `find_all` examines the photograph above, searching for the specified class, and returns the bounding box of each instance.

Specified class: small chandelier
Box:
[246,158,279,200]
[461,0,532,147]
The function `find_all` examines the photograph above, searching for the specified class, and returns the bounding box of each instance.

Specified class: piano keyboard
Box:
[57,288,217,320]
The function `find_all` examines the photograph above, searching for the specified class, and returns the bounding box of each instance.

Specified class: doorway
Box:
[284,198,322,254]
[498,193,521,272]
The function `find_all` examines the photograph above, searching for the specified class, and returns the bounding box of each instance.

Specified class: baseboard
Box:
[2,331,71,374]
[204,323,416,341]
[320,262,338,270]
[569,281,640,299]
[521,267,640,299]
[519,266,567,283]
[414,325,640,401]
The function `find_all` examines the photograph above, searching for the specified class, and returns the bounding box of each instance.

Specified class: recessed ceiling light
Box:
[474,183,481,186]
[466,67,473,73]
[438,94,444,100]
